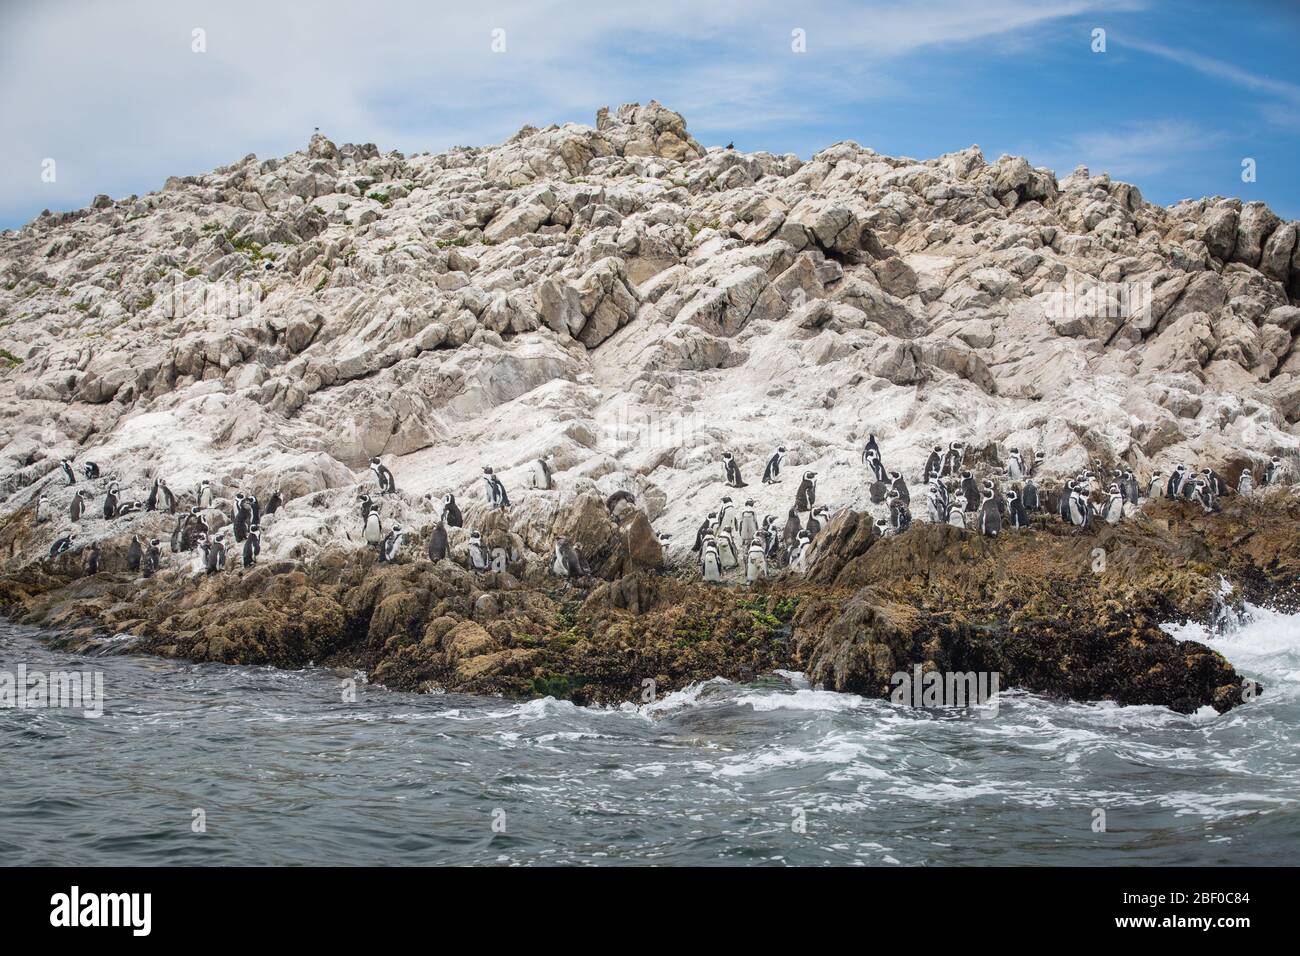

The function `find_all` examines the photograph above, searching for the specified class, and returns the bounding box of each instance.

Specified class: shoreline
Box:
[4,492,1295,715]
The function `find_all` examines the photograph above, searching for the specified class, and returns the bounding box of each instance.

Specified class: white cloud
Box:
[1012,119,1222,181]
[0,0,1130,226]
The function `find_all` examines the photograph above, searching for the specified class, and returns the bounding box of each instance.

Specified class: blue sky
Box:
[1,0,1297,230]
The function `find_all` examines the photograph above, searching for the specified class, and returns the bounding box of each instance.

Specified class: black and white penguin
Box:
[865,448,887,484]
[606,490,637,520]
[1166,465,1186,498]
[789,530,814,573]
[873,516,892,539]
[745,540,767,585]
[1068,486,1092,529]
[242,524,261,568]
[692,513,717,553]
[926,479,948,523]
[761,446,788,484]
[1262,456,1282,486]
[948,496,968,530]
[1007,490,1028,529]
[60,459,76,485]
[960,471,980,513]
[721,451,747,488]
[794,471,817,512]
[1123,470,1140,505]
[232,494,250,543]
[888,471,910,506]
[1006,447,1026,481]
[941,441,966,478]
[552,536,583,579]
[1101,485,1124,525]
[363,507,383,548]
[146,477,160,512]
[143,539,161,578]
[247,494,261,526]
[370,457,397,495]
[482,467,510,510]
[36,494,50,523]
[807,505,830,538]
[83,541,101,575]
[1030,450,1046,476]
[264,489,283,516]
[528,454,556,491]
[862,433,881,466]
[1237,468,1254,495]
[1194,479,1218,514]
[206,534,226,574]
[868,476,890,504]
[979,489,1001,537]
[198,480,214,510]
[427,522,449,562]
[700,540,722,583]
[380,525,404,563]
[715,496,736,535]
[888,490,911,534]
[467,531,489,571]
[1201,468,1228,498]
[193,534,210,574]
[1058,480,1075,522]
[716,528,740,570]
[127,535,143,572]
[102,483,119,520]
[782,507,802,550]
[738,499,759,548]
[115,500,143,518]
[159,479,177,514]
[762,518,781,560]
[921,444,943,483]
[1147,470,1164,499]
[69,489,90,522]
[358,493,376,522]
[1021,478,1040,513]
[83,462,100,480]
[441,493,463,528]
[49,534,74,559]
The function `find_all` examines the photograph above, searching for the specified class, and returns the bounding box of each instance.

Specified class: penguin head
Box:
[873,518,889,533]
[721,451,733,461]
[149,539,160,547]
[391,524,402,534]
[443,493,453,505]
[358,493,370,502]
[482,466,494,475]
[1007,490,1019,501]
[744,498,754,507]
[469,530,482,542]
[804,471,817,479]
[954,495,966,508]
[982,488,995,501]
[235,493,245,502]
[961,469,972,479]
[370,457,382,468]
[656,532,671,543]
[1241,468,1252,476]
[249,523,260,534]
[933,444,943,453]
[1009,446,1019,455]
[776,445,787,454]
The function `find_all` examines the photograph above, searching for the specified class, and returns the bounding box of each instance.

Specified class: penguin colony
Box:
[688,441,1290,586]
[32,445,1293,588]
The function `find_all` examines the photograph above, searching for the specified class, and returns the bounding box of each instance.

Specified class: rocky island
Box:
[2,102,1297,714]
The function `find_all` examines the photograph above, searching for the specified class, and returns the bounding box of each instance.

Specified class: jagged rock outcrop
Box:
[2,101,1297,711]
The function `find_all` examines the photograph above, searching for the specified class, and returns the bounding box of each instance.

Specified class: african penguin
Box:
[482,467,510,510]
[467,531,489,571]
[427,522,449,562]
[243,524,261,568]
[127,535,143,572]
[794,471,817,512]
[529,454,556,490]
[721,451,747,488]
[441,493,463,528]
[761,446,788,484]
[370,457,397,495]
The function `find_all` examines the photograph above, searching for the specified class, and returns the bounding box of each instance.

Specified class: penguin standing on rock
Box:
[49,534,74,561]
[794,471,817,512]
[782,507,802,550]
[1263,456,1283,487]
[1147,470,1164,499]
[942,441,966,478]
[862,433,881,466]
[552,537,583,579]
[865,448,887,484]
[60,459,77,485]
[701,539,722,583]
[960,471,980,513]
[83,462,100,480]
[528,454,555,490]
[1237,468,1254,495]
[888,471,910,506]
[427,522,449,562]
[1101,485,1124,525]
[948,495,968,529]
[806,505,830,538]
[363,506,383,549]
[36,495,50,523]
[370,457,396,495]
[198,480,214,510]
[761,446,787,484]
[243,524,261,568]
[721,451,747,488]
[358,493,375,521]
[888,490,911,534]
[482,467,510,510]
[1006,448,1026,481]
[102,484,119,520]
[70,489,90,522]
[380,525,404,563]
[127,535,143,572]
[921,444,943,483]
[1021,477,1040,513]
[979,489,1002,537]
[83,541,101,575]
[738,499,758,548]
[1007,489,1029,529]
[206,534,227,574]
[1166,465,1186,498]
[233,494,250,543]
[264,489,283,516]
[441,493,463,528]
[143,539,161,578]
[692,512,717,553]
[745,539,767,584]
[467,531,489,571]
[606,490,637,520]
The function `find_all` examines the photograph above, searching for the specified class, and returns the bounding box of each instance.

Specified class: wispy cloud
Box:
[1013,119,1223,181]
[1119,37,1300,105]
[0,0,1125,228]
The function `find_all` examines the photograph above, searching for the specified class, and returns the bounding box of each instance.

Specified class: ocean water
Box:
[0,608,1297,866]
